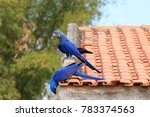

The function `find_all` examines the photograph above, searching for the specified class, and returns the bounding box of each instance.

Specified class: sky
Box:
[94,0,150,26]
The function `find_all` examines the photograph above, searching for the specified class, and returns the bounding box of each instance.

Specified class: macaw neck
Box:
[50,77,59,87]
[60,34,68,44]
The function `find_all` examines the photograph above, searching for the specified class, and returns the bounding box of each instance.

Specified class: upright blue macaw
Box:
[52,30,101,73]
[50,63,105,94]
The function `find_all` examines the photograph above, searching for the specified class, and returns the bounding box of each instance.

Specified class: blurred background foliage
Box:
[0,0,113,99]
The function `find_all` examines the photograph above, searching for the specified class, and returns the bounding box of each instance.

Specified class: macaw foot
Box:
[72,56,77,60]
[66,56,73,58]
[60,79,68,83]
[63,57,67,60]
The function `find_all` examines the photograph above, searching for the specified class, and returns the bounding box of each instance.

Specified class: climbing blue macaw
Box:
[50,63,105,94]
[52,30,101,73]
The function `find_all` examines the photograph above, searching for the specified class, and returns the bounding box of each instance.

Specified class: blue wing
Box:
[50,63,83,94]
[59,43,71,57]
[62,40,101,73]
[59,44,92,55]
[58,44,65,54]
[62,40,81,56]
[54,63,83,82]
[73,71,105,80]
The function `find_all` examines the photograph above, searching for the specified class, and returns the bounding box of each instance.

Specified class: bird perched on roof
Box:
[50,63,105,94]
[52,30,101,73]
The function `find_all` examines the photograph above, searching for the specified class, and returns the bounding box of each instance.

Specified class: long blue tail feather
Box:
[77,56,101,73]
[73,71,105,80]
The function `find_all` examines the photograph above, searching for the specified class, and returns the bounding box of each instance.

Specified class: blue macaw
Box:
[52,30,101,73]
[50,63,105,94]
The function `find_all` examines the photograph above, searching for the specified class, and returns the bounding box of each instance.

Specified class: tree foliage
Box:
[25,0,106,46]
[0,0,27,99]
[0,64,21,99]
[13,50,61,99]
[0,0,27,64]
[0,0,110,99]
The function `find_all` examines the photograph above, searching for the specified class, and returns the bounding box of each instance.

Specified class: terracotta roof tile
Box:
[60,26,150,86]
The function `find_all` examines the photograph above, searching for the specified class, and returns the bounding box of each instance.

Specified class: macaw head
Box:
[50,76,59,94]
[52,30,61,40]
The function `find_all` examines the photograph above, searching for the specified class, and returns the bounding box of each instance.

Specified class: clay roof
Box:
[59,25,150,86]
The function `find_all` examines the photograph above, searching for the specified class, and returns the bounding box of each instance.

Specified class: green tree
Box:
[0,0,27,99]
[0,64,21,99]
[0,0,27,64]
[0,0,61,99]
[13,50,61,99]
[25,0,106,47]
[0,0,111,99]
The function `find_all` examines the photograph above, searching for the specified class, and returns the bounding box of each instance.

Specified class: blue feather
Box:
[50,63,105,94]
[73,71,105,80]
[58,44,66,54]
[50,63,83,94]
[53,30,101,73]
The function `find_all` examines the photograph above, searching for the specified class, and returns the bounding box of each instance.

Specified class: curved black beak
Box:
[52,33,59,40]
